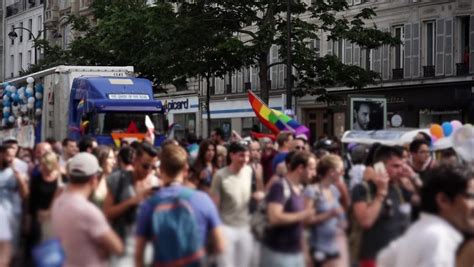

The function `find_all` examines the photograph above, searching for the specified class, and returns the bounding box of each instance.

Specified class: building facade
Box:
[44,0,93,49]
[3,0,44,79]
[191,0,474,140]
[298,0,474,142]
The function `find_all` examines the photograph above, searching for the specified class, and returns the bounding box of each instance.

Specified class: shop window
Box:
[174,113,196,140]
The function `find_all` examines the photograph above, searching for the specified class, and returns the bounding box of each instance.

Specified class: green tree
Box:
[145,1,251,135]
[205,0,400,105]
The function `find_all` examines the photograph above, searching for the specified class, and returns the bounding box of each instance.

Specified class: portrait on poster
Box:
[350,96,387,130]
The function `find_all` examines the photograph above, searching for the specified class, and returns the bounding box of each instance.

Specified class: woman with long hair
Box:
[92,145,116,208]
[28,151,64,246]
[192,139,218,191]
[304,154,349,267]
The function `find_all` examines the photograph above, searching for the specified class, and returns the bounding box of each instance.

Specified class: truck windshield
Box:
[94,112,163,134]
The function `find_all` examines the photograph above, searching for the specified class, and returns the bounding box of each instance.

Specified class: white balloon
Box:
[26,88,33,95]
[27,102,34,109]
[8,116,15,123]
[10,86,16,93]
[27,84,34,90]
[3,107,10,113]
[21,105,27,113]
[3,95,8,101]
[23,116,29,123]
[35,92,43,99]
[35,108,42,116]
[18,93,24,99]
[5,86,13,92]
[26,77,35,84]
[452,125,474,163]
[17,88,24,95]
[27,97,35,104]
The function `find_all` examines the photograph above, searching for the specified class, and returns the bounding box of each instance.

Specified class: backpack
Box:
[32,238,65,267]
[250,178,291,242]
[150,188,204,267]
[348,181,373,263]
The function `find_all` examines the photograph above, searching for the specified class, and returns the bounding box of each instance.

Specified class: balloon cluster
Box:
[1,77,43,128]
[429,120,463,143]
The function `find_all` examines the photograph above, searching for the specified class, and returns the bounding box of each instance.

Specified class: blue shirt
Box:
[304,184,344,254]
[271,152,288,173]
[135,185,221,245]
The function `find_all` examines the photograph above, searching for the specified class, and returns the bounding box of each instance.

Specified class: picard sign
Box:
[108,94,150,100]
[164,99,189,110]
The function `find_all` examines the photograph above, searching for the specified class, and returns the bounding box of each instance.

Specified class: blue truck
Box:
[1,66,165,147]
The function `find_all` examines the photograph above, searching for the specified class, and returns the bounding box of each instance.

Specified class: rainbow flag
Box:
[248,90,310,138]
[77,98,85,112]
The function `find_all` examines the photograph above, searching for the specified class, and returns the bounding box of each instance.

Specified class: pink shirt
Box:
[52,191,111,267]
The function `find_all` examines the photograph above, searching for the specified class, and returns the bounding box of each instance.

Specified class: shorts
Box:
[311,248,339,267]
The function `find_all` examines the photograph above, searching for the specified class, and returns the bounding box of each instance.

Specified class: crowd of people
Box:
[0,127,472,267]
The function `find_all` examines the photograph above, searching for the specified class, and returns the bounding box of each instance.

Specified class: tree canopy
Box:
[29,0,399,105]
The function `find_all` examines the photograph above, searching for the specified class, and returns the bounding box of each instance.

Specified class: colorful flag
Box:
[248,90,310,138]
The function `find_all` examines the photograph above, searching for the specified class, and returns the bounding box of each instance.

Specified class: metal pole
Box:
[286,0,293,114]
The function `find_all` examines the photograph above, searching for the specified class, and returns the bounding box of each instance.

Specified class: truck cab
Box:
[68,76,164,145]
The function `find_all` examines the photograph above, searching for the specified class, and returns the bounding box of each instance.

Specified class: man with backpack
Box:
[260,151,316,267]
[135,144,225,267]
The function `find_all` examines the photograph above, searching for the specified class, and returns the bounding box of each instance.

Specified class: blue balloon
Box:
[442,122,453,137]
[3,99,11,107]
[3,111,10,118]
[35,84,44,93]
[12,93,21,103]
[5,91,12,98]
[35,101,43,109]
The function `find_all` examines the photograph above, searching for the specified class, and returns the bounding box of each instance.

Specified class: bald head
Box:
[35,142,53,159]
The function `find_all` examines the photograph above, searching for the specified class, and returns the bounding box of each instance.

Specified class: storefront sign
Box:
[164,98,189,110]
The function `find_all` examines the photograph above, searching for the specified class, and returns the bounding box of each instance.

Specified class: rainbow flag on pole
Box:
[248,90,310,138]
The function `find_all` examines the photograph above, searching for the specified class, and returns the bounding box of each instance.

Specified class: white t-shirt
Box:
[211,165,252,227]
[377,213,463,267]
[0,167,22,241]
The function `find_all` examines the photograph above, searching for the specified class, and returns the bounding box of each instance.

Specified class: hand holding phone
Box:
[373,161,389,196]
[373,162,387,175]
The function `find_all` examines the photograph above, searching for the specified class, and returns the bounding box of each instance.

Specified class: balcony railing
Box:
[423,65,435,78]
[456,63,469,76]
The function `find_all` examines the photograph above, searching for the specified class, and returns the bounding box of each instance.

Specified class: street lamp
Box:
[7,26,62,66]
[8,26,42,65]
[286,0,293,116]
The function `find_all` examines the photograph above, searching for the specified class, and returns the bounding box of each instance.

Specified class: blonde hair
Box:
[317,154,343,177]
[40,151,59,173]
[160,144,188,178]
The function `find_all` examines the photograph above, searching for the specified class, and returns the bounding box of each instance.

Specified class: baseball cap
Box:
[3,136,18,144]
[67,152,102,177]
